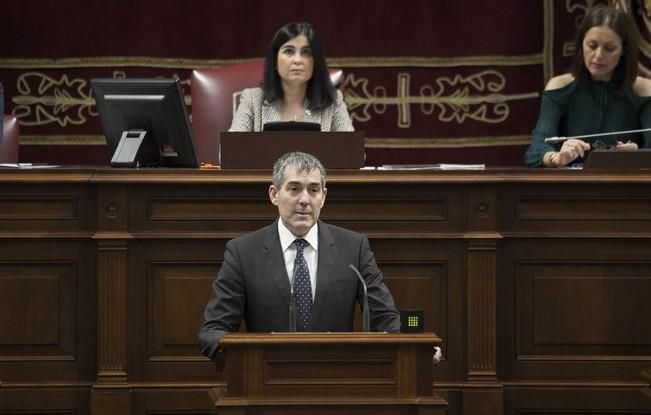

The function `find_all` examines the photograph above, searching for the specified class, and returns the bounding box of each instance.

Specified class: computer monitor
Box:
[263,121,320,131]
[91,78,199,168]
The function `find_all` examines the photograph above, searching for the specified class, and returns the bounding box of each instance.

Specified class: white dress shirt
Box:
[277,219,318,299]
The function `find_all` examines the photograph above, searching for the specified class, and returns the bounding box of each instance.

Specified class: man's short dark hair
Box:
[272,151,327,189]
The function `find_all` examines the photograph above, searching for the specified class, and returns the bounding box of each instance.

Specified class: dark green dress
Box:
[524,79,651,167]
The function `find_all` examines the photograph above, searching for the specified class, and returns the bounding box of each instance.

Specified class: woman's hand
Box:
[555,138,591,166]
[615,141,639,151]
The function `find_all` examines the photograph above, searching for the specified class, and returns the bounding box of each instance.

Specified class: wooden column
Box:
[96,238,128,383]
[464,185,503,414]
[467,242,497,381]
[92,184,132,414]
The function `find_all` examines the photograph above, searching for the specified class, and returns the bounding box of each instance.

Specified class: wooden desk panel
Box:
[0,239,96,382]
[0,168,650,415]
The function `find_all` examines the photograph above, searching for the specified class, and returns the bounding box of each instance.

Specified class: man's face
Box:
[269,165,327,237]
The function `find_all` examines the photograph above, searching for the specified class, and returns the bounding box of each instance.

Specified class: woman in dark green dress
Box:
[525,5,651,168]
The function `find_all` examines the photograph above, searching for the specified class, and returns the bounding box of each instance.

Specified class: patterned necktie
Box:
[293,239,313,331]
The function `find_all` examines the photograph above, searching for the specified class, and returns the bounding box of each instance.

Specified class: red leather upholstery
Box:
[190,61,344,165]
[1,115,19,163]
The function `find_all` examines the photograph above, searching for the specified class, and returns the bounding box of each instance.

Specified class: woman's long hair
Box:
[571,5,639,93]
[262,22,336,111]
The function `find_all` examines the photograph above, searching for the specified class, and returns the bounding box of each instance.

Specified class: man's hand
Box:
[433,346,442,364]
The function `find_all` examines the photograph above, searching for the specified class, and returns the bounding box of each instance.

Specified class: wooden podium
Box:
[219,131,366,169]
[209,333,447,414]
[583,148,651,169]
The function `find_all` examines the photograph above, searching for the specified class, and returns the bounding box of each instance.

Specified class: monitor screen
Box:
[263,121,321,131]
[91,78,199,168]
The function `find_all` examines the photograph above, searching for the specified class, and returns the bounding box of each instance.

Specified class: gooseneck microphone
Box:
[544,127,651,143]
[348,264,370,332]
[289,275,297,332]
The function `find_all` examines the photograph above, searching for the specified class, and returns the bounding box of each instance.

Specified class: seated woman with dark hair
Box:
[228,22,353,132]
[525,5,651,167]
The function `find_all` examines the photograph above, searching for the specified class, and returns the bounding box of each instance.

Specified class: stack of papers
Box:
[0,163,60,169]
[377,164,485,170]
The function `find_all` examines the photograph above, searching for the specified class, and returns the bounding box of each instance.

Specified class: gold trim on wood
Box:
[345,71,540,127]
[0,56,262,69]
[20,134,531,148]
[366,135,531,148]
[330,55,544,68]
[0,55,544,70]
[21,135,107,145]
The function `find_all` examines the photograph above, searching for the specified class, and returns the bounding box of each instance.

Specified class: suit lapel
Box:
[262,221,292,306]
[312,222,337,325]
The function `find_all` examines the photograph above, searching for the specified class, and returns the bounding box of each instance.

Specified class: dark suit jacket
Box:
[198,220,401,360]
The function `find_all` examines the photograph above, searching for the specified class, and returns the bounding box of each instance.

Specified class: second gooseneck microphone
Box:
[544,127,651,143]
[348,264,370,332]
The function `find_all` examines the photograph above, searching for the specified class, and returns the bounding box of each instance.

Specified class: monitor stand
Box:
[111,130,160,167]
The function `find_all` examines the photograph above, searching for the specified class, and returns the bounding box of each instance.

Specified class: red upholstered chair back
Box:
[1,115,19,163]
[190,61,344,165]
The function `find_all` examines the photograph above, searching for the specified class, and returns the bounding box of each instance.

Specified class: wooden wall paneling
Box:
[126,182,275,235]
[503,238,651,381]
[0,256,74,374]
[499,182,651,235]
[371,238,465,383]
[127,239,223,383]
[91,389,132,415]
[3,168,651,415]
[322,181,467,236]
[497,234,517,383]
[503,385,651,414]
[496,176,651,414]
[0,177,96,414]
[462,385,503,415]
[0,386,91,414]
[0,180,96,234]
[131,388,215,414]
[0,240,96,381]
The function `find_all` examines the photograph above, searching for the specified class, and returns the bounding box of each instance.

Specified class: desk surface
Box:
[4,165,651,183]
[1,167,650,415]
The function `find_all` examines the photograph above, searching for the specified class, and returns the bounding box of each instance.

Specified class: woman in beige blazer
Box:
[229,22,354,132]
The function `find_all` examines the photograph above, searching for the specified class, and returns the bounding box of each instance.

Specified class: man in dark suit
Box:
[198,151,400,360]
